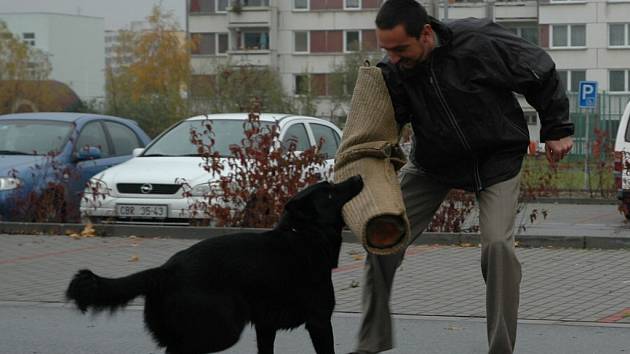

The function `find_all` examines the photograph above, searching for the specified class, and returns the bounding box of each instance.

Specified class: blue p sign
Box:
[578,81,598,108]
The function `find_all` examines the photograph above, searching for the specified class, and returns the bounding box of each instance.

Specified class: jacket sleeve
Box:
[377,61,413,128]
[481,22,574,142]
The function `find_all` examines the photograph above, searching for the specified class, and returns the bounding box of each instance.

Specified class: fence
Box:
[568,92,630,158]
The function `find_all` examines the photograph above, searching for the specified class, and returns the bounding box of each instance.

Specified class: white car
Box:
[80,113,342,224]
[613,101,630,219]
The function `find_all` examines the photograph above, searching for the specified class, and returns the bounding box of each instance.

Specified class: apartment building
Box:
[187,0,630,142]
[0,13,105,101]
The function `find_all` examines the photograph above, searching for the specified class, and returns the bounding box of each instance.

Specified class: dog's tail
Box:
[65,268,163,313]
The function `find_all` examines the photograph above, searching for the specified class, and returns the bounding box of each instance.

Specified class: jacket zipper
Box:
[429,61,483,192]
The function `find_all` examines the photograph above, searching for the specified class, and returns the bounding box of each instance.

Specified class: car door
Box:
[70,121,116,200]
[307,122,341,180]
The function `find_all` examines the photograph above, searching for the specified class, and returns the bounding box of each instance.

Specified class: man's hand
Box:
[545,136,573,164]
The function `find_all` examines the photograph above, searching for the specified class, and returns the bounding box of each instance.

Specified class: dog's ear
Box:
[284,193,316,221]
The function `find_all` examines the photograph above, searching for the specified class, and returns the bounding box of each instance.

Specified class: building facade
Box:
[187,0,630,144]
[0,13,105,102]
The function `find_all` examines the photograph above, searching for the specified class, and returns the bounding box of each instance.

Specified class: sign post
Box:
[578,81,598,191]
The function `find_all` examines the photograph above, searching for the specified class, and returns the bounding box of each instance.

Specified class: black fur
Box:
[65,176,363,354]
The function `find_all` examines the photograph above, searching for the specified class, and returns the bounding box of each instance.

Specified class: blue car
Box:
[0,113,151,222]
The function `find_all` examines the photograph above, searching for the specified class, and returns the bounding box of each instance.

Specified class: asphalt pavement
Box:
[1,202,629,353]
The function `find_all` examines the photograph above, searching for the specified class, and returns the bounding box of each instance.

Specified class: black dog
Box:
[65,176,363,354]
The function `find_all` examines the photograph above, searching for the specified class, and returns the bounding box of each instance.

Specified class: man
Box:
[349,0,574,353]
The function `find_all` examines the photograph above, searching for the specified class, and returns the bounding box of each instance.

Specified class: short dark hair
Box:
[375,0,429,38]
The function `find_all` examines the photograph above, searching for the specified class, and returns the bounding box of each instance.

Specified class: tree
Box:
[105,6,191,137]
[327,50,383,125]
[190,61,293,115]
[0,21,53,114]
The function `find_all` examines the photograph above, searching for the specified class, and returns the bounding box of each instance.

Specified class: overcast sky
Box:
[0,0,185,30]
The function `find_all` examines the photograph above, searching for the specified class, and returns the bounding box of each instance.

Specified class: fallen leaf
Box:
[128,255,140,262]
[351,254,364,261]
[80,223,96,237]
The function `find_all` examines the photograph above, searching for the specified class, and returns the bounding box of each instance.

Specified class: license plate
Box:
[116,204,168,218]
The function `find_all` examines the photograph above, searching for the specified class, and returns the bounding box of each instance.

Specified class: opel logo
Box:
[140,183,153,194]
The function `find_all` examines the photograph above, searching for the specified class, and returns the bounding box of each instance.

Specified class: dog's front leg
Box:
[305,319,335,354]
[255,325,277,354]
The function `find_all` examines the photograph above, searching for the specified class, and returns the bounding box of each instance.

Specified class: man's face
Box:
[376,23,434,70]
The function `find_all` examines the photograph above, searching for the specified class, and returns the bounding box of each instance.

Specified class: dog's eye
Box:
[328,193,333,199]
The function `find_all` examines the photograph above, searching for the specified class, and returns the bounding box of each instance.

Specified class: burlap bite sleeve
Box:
[334,66,410,256]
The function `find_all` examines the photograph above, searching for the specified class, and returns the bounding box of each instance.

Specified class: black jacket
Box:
[378,17,574,192]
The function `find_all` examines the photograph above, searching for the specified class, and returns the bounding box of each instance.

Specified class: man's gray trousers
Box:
[355,162,522,354]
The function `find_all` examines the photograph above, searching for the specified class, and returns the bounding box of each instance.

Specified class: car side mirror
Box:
[132,148,144,157]
[75,146,102,161]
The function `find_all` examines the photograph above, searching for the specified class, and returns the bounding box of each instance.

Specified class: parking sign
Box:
[578,81,598,108]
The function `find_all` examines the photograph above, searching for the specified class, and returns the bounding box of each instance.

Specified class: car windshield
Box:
[0,120,73,155]
[142,119,274,157]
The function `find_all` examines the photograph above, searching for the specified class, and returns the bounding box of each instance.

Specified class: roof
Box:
[0,112,134,124]
[183,113,336,123]
[185,113,297,123]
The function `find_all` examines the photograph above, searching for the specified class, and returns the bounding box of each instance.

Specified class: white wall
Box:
[0,13,105,101]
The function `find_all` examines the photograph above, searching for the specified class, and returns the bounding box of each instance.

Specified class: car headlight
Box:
[0,177,20,191]
[84,178,109,195]
[190,182,214,197]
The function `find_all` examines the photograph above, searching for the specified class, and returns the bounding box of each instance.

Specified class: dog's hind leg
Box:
[255,325,277,354]
[305,319,335,354]
[151,291,247,354]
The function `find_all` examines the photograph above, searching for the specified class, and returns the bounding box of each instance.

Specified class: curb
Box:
[528,198,617,205]
[1,221,629,250]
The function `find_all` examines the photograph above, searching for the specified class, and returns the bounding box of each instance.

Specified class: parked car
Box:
[0,112,151,222]
[613,100,630,218]
[80,113,342,224]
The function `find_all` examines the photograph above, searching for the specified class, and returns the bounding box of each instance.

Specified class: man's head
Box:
[375,0,435,69]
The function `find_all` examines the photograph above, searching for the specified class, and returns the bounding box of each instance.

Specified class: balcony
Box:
[227,1,274,27]
[227,50,273,66]
[494,0,538,21]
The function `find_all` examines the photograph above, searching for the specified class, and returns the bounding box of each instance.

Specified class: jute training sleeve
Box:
[334,65,410,255]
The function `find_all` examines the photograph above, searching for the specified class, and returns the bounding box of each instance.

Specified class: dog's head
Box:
[282,175,363,268]
[284,175,363,228]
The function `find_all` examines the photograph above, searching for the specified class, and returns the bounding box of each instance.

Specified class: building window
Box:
[295,74,310,95]
[217,0,228,12]
[361,29,377,51]
[524,111,538,126]
[240,0,270,7]
[218,33,229,53]
[294,0,309,10]
[505,26,538,45]
[310,30,343,53]
[294,31,309,53]
[551,24,586,48]
[345,0,361,9]
[190,0,214,13]
[557,70,586,92]
[345,31,361,52]
[239,30,269,50]
[609,23,630,47]
[609,70,630,92]
[191,33,228,55]
[22,32,35,46]
[310,0,343,10]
